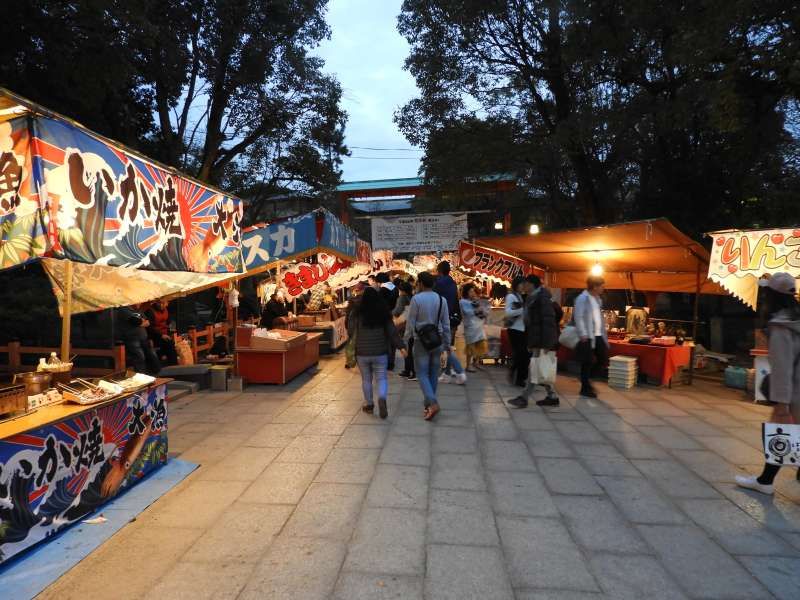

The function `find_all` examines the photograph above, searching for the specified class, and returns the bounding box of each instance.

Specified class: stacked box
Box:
[608,355,638,390]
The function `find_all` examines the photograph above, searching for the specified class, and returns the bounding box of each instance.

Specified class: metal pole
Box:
[60,259,74,361]
[688,262,701,385]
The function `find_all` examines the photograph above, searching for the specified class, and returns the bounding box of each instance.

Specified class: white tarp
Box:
[708,229,800,308]
[371,214,467,252]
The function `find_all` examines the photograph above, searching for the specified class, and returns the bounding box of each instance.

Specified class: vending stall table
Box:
[0,378,169,565]
[235,327,322,384]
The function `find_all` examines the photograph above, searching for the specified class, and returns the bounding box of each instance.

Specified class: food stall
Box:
[706,228,800,399]
[476,219,726,385]
[239,210,370,364]
[0,87,247,564]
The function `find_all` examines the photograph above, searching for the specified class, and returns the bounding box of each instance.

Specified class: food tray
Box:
[58,380,116,405]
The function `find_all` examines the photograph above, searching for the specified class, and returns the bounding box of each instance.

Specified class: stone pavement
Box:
[39,355,800,599]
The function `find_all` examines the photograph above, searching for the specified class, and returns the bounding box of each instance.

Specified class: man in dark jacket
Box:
[509,276,560,408]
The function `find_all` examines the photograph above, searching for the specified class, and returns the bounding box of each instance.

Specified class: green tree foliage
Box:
[0,0,347,219]
[396,0,799,235]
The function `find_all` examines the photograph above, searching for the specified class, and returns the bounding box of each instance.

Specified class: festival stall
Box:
[477,219,725,386]
[235,209,371,373]
[707,228,800,399]
[0,87,247,564]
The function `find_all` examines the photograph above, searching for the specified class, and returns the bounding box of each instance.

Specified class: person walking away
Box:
[394,281,416,380]
[434,261,467,384]
[460,283,488,372]
[573,276,608,398]
[347,287,406,419]
[509,276,560,408]
[376,272,399,310]
[144,298,178,366]
[405,271,451,420]
[505,276,529,387]
[736,272,800,494]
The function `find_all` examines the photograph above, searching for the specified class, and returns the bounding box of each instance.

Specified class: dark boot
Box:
[508,396,528,408]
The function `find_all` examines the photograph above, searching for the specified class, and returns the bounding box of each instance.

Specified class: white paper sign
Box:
[371,214,468,252]
[763,423,800,466]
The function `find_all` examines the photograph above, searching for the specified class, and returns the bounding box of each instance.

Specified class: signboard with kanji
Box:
[0,116,242,272]
[0,383,168,564]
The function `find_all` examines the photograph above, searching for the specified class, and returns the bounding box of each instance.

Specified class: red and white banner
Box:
[282,253,371,298]
[456,241,533,283]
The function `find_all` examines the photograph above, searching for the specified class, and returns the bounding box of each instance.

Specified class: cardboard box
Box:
[297,315,316,327]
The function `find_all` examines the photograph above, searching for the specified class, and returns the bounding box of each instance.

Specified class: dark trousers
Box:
[578,336,607,389]
[508,329,530,386]
[404,338,415,375]
[155,337,178,366]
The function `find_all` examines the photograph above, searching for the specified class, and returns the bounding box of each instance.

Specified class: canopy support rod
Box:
[60,259,74,362]
[688,261,701,385]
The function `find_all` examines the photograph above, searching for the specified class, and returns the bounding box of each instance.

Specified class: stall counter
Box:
[0,379,170,565]
[236,332,322,384]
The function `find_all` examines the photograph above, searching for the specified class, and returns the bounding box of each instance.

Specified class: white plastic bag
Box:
[558,325,580,349]
[529,350,557,385]
[763,423,800,466]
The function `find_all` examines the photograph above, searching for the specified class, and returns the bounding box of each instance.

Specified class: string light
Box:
[494,221,503,230]
[591,262,604,277]
[529,224,540,235]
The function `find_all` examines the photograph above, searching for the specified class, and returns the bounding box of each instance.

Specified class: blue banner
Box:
[320,208,357,260]
[241,211,318,270]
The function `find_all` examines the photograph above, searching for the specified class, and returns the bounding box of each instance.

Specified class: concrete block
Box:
[497,515,598,591]
[333,573,423,600]
[315,448,380,484]
[344,508,426,575]
[594,476,686,525]
[428,489,499,546]
[588,554,688,600]
[431,453,486,491]
[557,496,649,553]
[487,470,558,518]
[283,482,366,541]
[366,464,429,509]
[538,458,603,495]
[638,524,771,599]
[239,461,319,504]
[433,426,478,453]
[425,544,513,600]
[380,434,431,467]
[481,440,536,472]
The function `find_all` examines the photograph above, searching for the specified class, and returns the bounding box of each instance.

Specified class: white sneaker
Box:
[454,373,467,385]
[438,373,452,384]
[735,474,774,495]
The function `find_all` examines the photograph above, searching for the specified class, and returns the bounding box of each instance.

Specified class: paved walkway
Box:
[40,355,800,599]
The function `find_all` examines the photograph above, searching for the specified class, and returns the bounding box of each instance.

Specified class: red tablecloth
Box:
[557,341,691,386]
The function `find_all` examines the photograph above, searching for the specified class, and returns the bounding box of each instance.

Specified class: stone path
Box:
[40,356,800,599]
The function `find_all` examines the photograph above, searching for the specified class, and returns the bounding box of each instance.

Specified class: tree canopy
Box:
[397,0,800,236]
[0,0,347,220]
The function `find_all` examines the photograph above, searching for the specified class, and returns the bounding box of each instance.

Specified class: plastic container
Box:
[724,366,748,390]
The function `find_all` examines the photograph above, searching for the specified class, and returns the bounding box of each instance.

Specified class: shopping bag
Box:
[558,325,580,350]
[762,423,800,466]
[529,350,557,385]
[345,330,357,369]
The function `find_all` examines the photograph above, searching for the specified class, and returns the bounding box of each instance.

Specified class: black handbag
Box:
[417,296,444,351]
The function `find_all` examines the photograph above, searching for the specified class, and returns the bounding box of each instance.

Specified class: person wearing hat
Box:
[736,272,800,494]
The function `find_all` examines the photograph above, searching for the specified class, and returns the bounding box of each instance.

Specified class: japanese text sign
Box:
[709,229,800,278]
[371,213,468,252]
[241,212,317,270]
[456,241,532,283]
[0,116,243,272]
[0,384,168,564]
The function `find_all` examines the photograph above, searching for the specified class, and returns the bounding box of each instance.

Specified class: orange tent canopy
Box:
[477,219,724,294]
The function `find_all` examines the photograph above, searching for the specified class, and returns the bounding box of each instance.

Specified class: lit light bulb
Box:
[494,221,503,230]
[529,224,540,235]
[590,262,603,277]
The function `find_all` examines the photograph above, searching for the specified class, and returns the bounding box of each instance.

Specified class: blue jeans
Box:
[445,349,464,375]
[357,354,388,405]
[413,346,442,407]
